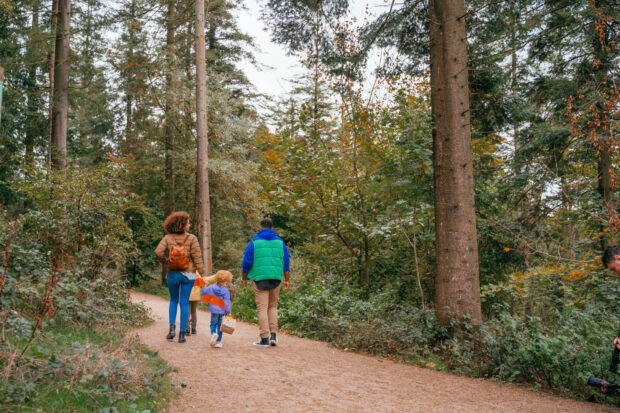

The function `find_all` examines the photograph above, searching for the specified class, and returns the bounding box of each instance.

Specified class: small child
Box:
[201,270,232,348]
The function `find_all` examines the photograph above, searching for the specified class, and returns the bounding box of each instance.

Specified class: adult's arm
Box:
[283,242,290,272]
[242,242,254,274]
[241,242,254,288]
[190,235,205,274]
[154,237,168,264]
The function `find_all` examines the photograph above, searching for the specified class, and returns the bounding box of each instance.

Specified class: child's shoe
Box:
[210,333,218,347]
[191,328,197,334]
[215,342,222,348]
[270,332,278,346]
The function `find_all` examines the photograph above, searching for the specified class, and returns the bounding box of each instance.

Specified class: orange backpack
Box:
[167,234,190,271]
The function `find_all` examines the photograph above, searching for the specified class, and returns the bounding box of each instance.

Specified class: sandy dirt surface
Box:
[130,291,615,413]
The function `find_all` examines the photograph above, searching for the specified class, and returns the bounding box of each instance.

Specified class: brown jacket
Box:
[155,232,205,275]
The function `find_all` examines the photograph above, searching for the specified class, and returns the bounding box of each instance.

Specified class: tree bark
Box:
[47,0,58,169]
[164,0,176,216]
[592,0,613,251]
[598,145,612,250]
[25,6,40,163]
[51,0,71,170]
[195,0,213,273]
[0,66,4,130]
[429,0,482,326]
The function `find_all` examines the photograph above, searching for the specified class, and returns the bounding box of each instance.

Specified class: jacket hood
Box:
[255,228,279,240]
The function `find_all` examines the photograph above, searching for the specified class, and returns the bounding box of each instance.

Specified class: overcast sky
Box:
[235,0,391,109]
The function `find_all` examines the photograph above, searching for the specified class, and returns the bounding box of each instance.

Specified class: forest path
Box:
[130,291,613,413]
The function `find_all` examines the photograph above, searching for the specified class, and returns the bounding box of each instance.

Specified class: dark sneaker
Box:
[191,328,197,335]
[270,332,278,346]
[185,326,191,336]
[252,337,270,347]
[178,332,186,343]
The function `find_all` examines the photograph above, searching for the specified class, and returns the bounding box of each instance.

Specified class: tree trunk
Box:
[0,66,4,130]
[429,0,482,326]
[25,6,40,163]
[164,0,176,216]
[592,0,613,251]
[598,145,612,250]
[47,0,58,169]
[195,0,212,273]
[123,0,135,153]
[51,0,71,170]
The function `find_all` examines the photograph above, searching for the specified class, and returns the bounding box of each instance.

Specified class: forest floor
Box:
[130,291,615,413]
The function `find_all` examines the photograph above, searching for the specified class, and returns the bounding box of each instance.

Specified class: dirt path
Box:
[130,291,614,413]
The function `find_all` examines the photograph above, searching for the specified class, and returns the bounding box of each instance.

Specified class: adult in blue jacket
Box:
[242,218,290,347]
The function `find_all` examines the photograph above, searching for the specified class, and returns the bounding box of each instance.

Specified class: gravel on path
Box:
[130,291,615,413]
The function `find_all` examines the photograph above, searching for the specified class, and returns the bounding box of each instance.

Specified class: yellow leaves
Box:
[564,268,586,281]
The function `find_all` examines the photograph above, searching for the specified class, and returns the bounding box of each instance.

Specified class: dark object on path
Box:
[587,376,617,396]
[178,332,186,343]
[586,337,619,397]
[167,324,175,340]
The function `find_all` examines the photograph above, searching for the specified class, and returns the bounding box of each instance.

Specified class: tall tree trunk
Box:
[47,0,58,169]
[429,0,482,326]
[0,66,4,130]
[195,0,212,273]
[164,0,176,216]
[123,0,135,153]
[598,145,612,250]
[161,0,176,286]
[592,0,613,251]
[25,6,40,163]
[51,0,71,170]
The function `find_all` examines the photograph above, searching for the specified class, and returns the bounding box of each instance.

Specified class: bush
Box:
[0,163,174,410]
[233,258,620,402]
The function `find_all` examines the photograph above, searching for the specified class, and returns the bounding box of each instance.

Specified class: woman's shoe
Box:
[178,332,186,343]
[191,328,197,334]
[166,325,175,341]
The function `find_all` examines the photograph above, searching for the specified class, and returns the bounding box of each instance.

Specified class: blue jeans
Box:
[210,313,224,341]
[167,272,194,331]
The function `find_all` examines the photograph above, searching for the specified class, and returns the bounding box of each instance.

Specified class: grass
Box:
[1,320,175,412]
[134,276,169,300]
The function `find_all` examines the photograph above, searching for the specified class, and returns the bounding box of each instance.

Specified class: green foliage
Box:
[0,325,174,411]
[0,165,174,410]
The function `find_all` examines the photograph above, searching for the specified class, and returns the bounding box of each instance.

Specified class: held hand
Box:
[242,279,247,289]
[614,337,620,351]
[283,280,290,290]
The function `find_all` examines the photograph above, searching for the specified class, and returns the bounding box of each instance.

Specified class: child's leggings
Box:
[189,301,198,329]
[167,272,194,332]
[210,313,224,341]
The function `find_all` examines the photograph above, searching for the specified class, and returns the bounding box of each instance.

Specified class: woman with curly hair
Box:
[155,211,205,343]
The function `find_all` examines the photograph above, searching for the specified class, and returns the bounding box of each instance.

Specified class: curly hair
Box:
[206,270,233,285]
[163,211,190,234]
